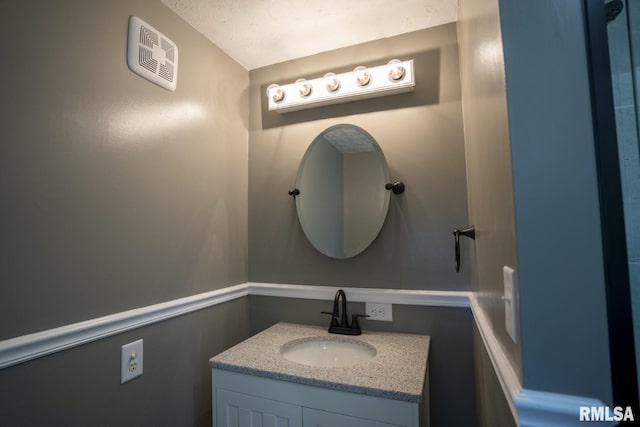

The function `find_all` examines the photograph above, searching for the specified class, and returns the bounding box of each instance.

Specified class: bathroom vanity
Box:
[209,323,430,427]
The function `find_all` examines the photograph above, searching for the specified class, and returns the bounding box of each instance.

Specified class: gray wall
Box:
[457,0,521,382]
[0,298,250,427]
[249,296,477,427]
[247,24,477,427]
[1,0,248,338]
[473,324,516,427]
[0,0,250,425]
[248,24,470,290]
[457,0,521,423]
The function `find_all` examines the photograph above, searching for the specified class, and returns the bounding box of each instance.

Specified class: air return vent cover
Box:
[127,16,178,91]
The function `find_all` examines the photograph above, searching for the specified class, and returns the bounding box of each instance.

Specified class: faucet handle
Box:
[320,311,340,326]
[350,314,370,331]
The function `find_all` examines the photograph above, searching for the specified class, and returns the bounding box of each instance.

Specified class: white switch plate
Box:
[121,339,143,384]
[366,302,393,321]
[503,266,519,344]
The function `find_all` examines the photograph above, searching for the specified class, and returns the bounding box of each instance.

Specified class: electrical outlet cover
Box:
[366,302,393,321]
[121,339,143,384]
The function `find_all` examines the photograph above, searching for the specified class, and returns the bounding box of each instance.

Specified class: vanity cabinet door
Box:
[217,388,302,427]
[302,408,403,427]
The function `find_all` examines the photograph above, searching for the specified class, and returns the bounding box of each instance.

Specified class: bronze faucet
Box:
[321,289,369,335]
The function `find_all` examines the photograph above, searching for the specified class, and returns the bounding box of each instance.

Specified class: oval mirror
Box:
[295,124,391,259]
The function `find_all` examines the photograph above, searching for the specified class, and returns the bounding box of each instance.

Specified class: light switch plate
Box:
[503,266,519,344]
[121,339,143,384]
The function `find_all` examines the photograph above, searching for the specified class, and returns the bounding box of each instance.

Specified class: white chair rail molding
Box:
[0,282,619,426]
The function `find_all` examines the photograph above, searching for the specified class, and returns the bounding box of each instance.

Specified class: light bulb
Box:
[354,66,371,87]
[324,73,340,92]
[267,84,285,103]
[387,59,406,81]
[295,79,312,97]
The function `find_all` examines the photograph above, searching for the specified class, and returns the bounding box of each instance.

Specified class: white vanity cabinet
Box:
[212,369,423,427]
[209,324,430,427]
[302,408,402,427]
[216,387,301,427]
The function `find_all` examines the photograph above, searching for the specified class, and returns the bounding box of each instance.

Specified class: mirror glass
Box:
[295,124,391,258]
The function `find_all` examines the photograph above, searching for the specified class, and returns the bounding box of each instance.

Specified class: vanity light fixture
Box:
[387,59,406,81]
[324,72,341,93]
[354,66,371,87]
[266,59,415,113]
[296,79,312,97]
[267,84,285,103]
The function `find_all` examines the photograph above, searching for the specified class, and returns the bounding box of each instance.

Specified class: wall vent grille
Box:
[127,16,178,91]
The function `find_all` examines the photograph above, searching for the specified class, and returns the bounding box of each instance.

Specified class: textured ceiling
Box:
[161,0,458,70]
[324,126,377,153]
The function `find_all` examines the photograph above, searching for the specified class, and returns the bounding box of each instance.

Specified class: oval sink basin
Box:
[280,337,376,367]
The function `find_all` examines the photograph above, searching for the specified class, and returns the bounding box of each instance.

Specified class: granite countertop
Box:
[209,322,430,403]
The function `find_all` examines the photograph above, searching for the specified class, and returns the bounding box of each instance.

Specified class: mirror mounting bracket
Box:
[288,188,300,198]
[385,181,405,194]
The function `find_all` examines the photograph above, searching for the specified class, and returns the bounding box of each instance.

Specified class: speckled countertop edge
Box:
[209,322,430,403]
